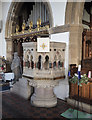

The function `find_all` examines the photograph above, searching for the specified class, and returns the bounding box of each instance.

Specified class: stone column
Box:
[31,87,57,107]
[69,24,83,65]
[6,38,13,62]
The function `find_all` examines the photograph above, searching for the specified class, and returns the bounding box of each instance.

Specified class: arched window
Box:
[37,55,42,70]
[44,55,49,70]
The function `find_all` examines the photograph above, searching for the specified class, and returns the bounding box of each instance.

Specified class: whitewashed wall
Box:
[0,1,11,58]
[49,1,67,27]
[50,32,69,100]
[0,1,3,57]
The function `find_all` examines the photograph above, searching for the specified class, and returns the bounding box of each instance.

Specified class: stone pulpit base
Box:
[29,80,58,107]
[22,42,66,107]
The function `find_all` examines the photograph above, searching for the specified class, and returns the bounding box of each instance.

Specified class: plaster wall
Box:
[0,2,2,114]
[0,2,2,20]
[0,1,2,57]
[0,2,11,58]
[49,1,67,27]
[50,32,69,76]
[50,32,69,100]
[0,33,3,57]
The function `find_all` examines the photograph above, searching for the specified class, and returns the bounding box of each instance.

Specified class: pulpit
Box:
[22,42,66,107]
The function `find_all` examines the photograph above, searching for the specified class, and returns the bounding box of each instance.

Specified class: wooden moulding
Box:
[69,82,92,100]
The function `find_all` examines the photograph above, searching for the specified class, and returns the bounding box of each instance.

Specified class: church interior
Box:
[0,0,92,119]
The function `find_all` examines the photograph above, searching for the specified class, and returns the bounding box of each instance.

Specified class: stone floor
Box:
[0,81,10,91]
[1,91,71,120]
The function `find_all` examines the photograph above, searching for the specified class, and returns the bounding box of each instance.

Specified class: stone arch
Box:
[5,1,54,61]
[44,55,49,70]
[65,1,85,65]
[37,55,42,70]
[65,1,85,25]
[5,1,53,39]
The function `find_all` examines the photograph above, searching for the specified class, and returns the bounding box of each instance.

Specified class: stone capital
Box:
[5,38,12,41]
[49,24,70,34]
[69,24,83,33]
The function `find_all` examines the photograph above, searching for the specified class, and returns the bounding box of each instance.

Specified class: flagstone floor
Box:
[0,81,10,91]
[1,91,71,120]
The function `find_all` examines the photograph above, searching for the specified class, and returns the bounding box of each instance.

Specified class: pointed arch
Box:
[5,1,54,39]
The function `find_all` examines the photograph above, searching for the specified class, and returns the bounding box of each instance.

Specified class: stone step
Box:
[67,98,92,114]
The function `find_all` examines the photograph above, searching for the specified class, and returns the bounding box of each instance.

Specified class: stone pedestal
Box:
[22,42,66,107]
[31,87,57,107]
[29,80,58,107]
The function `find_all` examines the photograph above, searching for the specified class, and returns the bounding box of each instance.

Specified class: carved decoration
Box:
[11,19,49,39]
[37,18,41,31]
[16,25,19,34]
[22,42,66,80]
[22,23,26,33]
[29,21,33,32]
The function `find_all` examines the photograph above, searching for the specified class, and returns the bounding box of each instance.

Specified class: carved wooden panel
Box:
[82,59,92,69]
[69,82,92,102]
